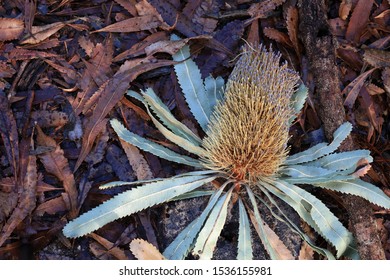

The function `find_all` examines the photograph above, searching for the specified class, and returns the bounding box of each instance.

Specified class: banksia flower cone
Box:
[201,45,300,183]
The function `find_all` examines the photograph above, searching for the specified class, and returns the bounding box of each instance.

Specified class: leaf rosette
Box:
[63,37,390,260]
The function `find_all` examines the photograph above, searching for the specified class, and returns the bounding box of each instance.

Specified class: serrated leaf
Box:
[163,186,225,260]
[93,15,161,33]
[0,18,24,41]
[130,239,165,260]
[169,190,215,201]
[192,187,233,260]
[99,170,218,190]
[111,119,202,168]
[74,58,175,171]
[286,122,352,165]
[63,174,216,238]
[246,186,293,260]
[127,89,144,102]
[258,184,336,259]
[143,101,206,156]
[204,75,225,113]
[273,180,353,258]
[283,174,355,185]
[303,149,372,171]
[281,165,336,178]
[171,35,212,131]
[237,198,253,260]
[314,179,390,209]
[141,88,202,145]
[90,233,128,260]
[289,83,308,124]
[36,125,78,218]
[99,179,161,190]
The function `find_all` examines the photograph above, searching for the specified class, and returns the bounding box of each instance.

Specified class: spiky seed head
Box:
[201,45,300,183]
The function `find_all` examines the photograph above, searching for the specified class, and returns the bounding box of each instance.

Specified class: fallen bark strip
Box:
[298,0,385,260]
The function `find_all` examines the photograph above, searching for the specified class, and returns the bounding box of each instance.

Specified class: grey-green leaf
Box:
[192,187,233,260]
[246,186,289,260]
[304,149,372,171]
[314,179,390,209]
[169,190,215,201]
[204,75,224,113]
[99,170,218,190]
[127,90,144,102]
[171,35,211,131]
[141,88,202,145]
[163,186,225,260]
[258,185,336,260]
[237,198,253,260]
[281,165,336,178]
[111,119,202,168]
[63,174,217,238]
[286,122,352,165]
[273,180,353,258]
[289,83,308,124]
[143,103,206,156]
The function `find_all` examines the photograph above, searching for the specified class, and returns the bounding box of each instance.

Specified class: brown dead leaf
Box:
[130,238,165,260]
[0,91,19,180]
[339,0,352,20]
[114,0,138,16]
[345,0,374,43]
[147,0,202,37]
[247,18,260,45]
[0,18,24,41]
[248,0,287,19]
[20,22,65,45]
[136,0,171,30]
[363,48,390,68]
[81,80,109,115]
[359,85,384,133]
[382,67,390,94]
[0,177,15,193]
[78,36,95,57]
[93,15,161,33]
[34,196,67,216]
[0,187,18,224]
[343,68,377,109]
[36,180,61,193]
[0,139,37,247]
[20,18,84,45]
[113,31,168,62]
[182,0,218,34]
[286,6,300,57]
[24,0,36,34]
[145,35,212,56]
[6,48,58,60]
[36,126,78,218]
[0,62,16,78]
[74,58,175,171]
[298,242,314,260]
[90,233,128,260]
[31,110,69,128]
[248,209,294,260]
[352,158,372,178]
[43,58,77,84]
[366,83,385,96]
[119,139,153,180]
[74,39,114,115]
[263,27,293,47]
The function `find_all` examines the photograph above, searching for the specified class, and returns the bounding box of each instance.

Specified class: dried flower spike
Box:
[201,45,300,183]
